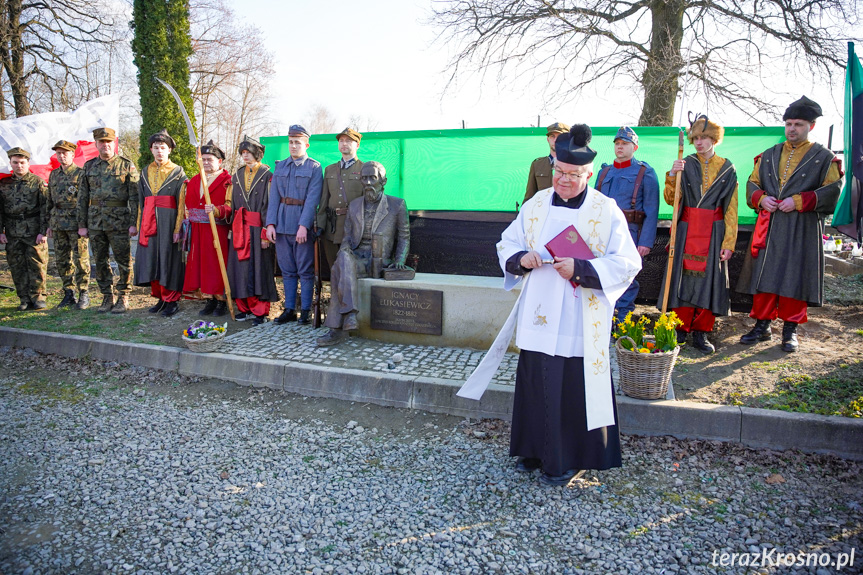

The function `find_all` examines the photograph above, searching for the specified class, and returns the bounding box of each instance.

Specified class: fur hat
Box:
[200,139,225,161]
[148,129,176,149]
[238,135,265,161]
[555,124,597,166]
[687,114,724,146]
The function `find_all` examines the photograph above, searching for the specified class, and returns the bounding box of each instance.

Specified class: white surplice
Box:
[458,187,641,431]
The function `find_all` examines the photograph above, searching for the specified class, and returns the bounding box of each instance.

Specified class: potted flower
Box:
[612,312,682,399]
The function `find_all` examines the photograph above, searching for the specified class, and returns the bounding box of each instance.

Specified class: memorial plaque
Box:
[371,286,443,335]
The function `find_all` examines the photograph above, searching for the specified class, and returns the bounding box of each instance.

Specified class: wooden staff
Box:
[196,149,235,320]
[661,129,685,314]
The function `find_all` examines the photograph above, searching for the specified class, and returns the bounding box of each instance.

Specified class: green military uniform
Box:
[316,158,365,269]
[48,156,90,295]
[0,148,49,309]
[523,122,570,203]
[77,129,139,302]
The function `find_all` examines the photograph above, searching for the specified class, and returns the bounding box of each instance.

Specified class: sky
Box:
[242,0,847,146]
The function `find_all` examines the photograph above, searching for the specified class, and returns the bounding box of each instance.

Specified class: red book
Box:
[545,224,595,288]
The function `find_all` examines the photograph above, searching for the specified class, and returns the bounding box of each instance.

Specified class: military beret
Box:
[288,124,310,138]
[52,140,77,152]
[238,135,265,160]
[783,96,822,123]
[92,127,116,141]
[200,139,226,160]
[546,122,570,136]
[614,126,638,146]
[336,127,362,143]
[6,147,30,159]
[555,124,597,166]
[148,129,176,149]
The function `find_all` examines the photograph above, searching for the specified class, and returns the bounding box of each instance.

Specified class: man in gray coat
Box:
[737,96,844,352]
[316,161,410,346]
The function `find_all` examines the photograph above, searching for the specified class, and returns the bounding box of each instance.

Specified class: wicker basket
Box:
[182,321,227,353]
[615,335,679,400]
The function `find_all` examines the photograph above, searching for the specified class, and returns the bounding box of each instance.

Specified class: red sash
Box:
[681,206,723,273]
[139,195,177,246]
[232,208,262,261]
[751,209,771,258]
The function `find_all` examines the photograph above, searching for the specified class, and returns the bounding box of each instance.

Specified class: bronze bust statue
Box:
[317,161,412,346]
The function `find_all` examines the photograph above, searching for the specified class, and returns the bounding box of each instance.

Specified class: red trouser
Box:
[235,296,270,317]
[673,307,715,333]
[750,293,808,323]
[150,281,181,302]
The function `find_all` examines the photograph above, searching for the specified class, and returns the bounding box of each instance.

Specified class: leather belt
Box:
[56,202,77,209]
[90,199,127,207]
[333,207,348,216]
[280,197,304,206]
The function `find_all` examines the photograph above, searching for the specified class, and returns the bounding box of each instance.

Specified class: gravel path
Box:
[0,350,860,575]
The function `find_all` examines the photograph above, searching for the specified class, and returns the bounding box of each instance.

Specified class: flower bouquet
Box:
[613,312,682,400]
[182,320,228,353]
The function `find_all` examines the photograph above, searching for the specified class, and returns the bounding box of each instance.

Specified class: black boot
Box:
[740,319,772,344]
[76,290,90,310]
[148,299,166,313]
[199,298,218,316]
[692,331,715,354]
[274,307,296,324]
[676,329,688,346]
[212,300,227,317]
[56,289,76,309]
[298,309,311,325]
[161,301,179,317]
[781,322,799,352]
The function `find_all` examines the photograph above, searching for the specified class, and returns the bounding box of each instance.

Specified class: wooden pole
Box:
[661,129,685,314]
[195,149,235,320]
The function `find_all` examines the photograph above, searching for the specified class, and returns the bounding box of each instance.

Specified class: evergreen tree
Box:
[131,0,198,174]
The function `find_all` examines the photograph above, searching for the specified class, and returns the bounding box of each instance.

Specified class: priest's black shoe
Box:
[212,300,227,317]
[515,457,541,473]
[740,319,772,344]
[274,308,296,324]
[199,298,218,316]
[161,301,179,317]
[298,309,311,325]
[692,331,715,354]
[539,469,585,487]
[148,300,166,314]
[781,321,799,352]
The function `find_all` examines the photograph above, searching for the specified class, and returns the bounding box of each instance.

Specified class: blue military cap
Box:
[614,126,638,146]
[288,124,310,138]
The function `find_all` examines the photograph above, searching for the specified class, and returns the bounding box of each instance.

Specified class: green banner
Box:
[262,126,785,224]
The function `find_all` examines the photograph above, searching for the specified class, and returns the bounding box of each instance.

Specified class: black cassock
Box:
[506,192,622,476]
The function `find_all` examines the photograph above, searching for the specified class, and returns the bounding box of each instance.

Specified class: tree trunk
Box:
[638,0,686,126]
[6,0,29,116]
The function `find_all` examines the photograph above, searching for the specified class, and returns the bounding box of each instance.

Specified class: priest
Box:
[495,125,641,486]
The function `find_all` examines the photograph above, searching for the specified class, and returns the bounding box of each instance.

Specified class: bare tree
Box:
[347,113,380,133]
[303,104,338,135]
[0,0,129,117]
[430,0,861,126]
[188,0,279,168]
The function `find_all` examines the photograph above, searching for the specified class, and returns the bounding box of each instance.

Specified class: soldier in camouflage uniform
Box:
[47,140,90,309]
[77,127,140,313]
[0,147,49,310]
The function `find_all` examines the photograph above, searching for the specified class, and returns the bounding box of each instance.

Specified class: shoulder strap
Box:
[631,165,647,209]
[595,166,611,191]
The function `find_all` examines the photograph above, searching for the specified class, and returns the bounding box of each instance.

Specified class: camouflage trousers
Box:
[89,230,131,296]
[53,230,90,291]
[5,235,48,302]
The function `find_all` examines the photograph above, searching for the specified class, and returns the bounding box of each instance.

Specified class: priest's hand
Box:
[519,250,543,270]
[760,196,779,213]
[720,249,733,262]
[553,256,574,280]
[777,198,796,213]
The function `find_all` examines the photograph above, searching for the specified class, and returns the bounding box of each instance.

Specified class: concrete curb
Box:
[1,326,861,460]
